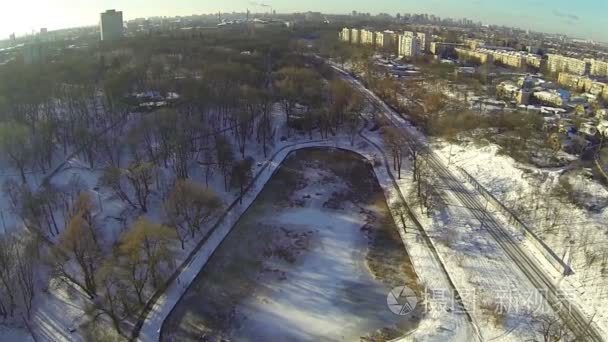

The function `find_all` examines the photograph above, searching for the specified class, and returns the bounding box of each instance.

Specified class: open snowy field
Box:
[433,139,608,333]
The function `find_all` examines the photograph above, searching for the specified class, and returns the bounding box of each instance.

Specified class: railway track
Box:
[330,63,604,341]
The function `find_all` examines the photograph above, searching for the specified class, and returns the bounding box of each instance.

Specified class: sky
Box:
[1,0,607,41]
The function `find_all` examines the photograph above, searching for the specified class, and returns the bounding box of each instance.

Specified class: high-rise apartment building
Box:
[100,9,124,41]
[350,28,362,44]
[415,32,430,52]
[398,32,419,57]
[360,29,376,46]
[375,31,397,50]
[339,27,351,43]
[23,41,48,65]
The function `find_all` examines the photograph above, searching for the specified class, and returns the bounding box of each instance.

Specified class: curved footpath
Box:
[135,131,479,341]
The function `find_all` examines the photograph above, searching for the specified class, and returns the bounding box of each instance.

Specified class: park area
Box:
[161,148,422,341]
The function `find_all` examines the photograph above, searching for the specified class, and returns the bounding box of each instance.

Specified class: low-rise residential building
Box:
[518,75,547,89]
[496,81,531,104]
[547,54,590,76]
[517,90,532,105]
[534,90,570,107]
[497,81,520,99]
[598,120,608,136]
[464,38,485,50]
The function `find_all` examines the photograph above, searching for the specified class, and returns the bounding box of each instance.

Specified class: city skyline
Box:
[1,0,606,42]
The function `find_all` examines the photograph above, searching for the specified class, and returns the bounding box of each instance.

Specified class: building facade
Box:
[588,59,608,78]
[464,38,485,50]
[361,29,376,46]
[375,31,397,50]
[430,42,465,56]
[488,49,524,68]
[455,48,493,64]
[547,54,590,76]
[533,90,569,107]
[558,72,608,97]
[415,32,430,52]
[398,32,419,58]
[100,9,124,41]
[375,31,385,48]
[339,27,351,43]
[22,42,48,65]
[350,28,362,44]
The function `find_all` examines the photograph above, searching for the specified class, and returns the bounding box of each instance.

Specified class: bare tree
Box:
[99,166,137,209]
[0,121,32,184]
[256,91,275,157]
[200,148,215,187]
[0,234,17,318]
[381,126,407,179]
[530,312,573,342]
[118,217,176,288]
[407,139,423,181]
[231,157,254,204]
[49,213,103,299]
[164,180,223,248]
[15,233,38,318]
[0,231,37,319]
[91,259,128,337]
[124,162,155,213]
[344,91,365,145]
[215,136,234,191]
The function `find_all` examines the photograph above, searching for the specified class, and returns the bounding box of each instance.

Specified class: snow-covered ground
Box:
[3,60,601,341]
[139,131,481,341]
[141,127,508,341]
[0,104,292,340]
[0,325,34,342]
[162,150,421,341]
[433,139,608,333]
[329,58,606,339]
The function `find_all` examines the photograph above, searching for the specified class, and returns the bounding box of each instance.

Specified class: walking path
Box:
[135,130,478,341]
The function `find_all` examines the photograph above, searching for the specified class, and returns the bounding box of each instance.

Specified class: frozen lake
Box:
[162,149,421,341]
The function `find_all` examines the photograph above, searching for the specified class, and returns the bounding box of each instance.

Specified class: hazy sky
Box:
[1,0,606,41]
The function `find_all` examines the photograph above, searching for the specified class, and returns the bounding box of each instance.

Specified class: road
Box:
[329,62,604,341]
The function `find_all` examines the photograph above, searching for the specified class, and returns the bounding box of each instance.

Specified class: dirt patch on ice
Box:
[161,148,421,341]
